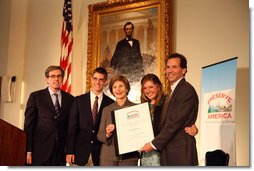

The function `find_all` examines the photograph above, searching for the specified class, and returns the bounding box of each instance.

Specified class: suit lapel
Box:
[159,78,186,129]
[99,93,107,114]
[132,39,138,48]
[84,93,93,123]
[87,93,92,113]
[43,88,56,116]
[95,93,106,124]
[59,90,66,119]
[170,78,186,100]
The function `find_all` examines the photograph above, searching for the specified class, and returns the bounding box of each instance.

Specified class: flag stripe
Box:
[60,0,73,93]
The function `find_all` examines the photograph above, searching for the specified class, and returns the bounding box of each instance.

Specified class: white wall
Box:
[0,0,11,120]
[0,0,249,166]
[0,0,28,127]
[24,0,63,106]
[0,0,11,77]
[175,0,249,166]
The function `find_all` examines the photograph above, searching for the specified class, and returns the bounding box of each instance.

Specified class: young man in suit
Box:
[24,65,74,166]
[139,53,199,166]
[110,22,144,82]
[66,67,114,166]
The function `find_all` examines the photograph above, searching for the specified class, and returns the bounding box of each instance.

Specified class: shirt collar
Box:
[170,77,184,93]
[48,87,61,96]
[90,91,103,100]
[126,37,133,41]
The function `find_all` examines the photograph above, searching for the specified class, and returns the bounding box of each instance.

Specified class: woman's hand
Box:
[106,124,115,138]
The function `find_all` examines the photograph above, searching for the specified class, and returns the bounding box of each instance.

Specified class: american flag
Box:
[60,0,73,93]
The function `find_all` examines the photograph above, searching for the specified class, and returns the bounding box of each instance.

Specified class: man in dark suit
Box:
[66,67,114,166]
[24,65,74,166]
[110,22,144,82]
[140,53,199,166]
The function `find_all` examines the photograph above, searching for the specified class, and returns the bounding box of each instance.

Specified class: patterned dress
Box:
[141,104,160,166]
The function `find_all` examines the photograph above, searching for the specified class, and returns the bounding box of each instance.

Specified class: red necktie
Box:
[92,96,98,124]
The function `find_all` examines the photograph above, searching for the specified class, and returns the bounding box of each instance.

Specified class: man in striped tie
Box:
[66,67,114,166]
[24,65,74,166]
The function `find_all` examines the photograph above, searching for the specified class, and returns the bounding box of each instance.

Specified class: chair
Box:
[205,149,229,166]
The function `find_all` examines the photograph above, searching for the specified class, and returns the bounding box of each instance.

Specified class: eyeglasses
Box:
[48,75,63,79]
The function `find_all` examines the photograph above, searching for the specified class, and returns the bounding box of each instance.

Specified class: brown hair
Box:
[140,74,164,106]
[166,53,188,76]
[45,65,64,78]
[92,67,108,80]
[109,75,130,96]
[124,22,134,30]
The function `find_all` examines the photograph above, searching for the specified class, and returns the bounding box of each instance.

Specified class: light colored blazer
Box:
[97,99,139,162]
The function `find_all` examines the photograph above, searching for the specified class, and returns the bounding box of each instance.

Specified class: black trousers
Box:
[43,141,65,166]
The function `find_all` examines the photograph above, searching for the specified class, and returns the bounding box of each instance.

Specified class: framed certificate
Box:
[112,102,154,156]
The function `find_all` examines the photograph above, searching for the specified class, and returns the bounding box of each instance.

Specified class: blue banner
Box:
[200,57,237,166]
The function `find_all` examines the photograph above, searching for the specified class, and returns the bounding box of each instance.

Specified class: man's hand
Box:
[66,154,75,165]
[185,124,198,136]
[26,152,32,165]
[139,143,154,153]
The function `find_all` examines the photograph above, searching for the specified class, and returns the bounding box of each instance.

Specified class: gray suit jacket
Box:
[97,99,139,163]
[152,78,199,166]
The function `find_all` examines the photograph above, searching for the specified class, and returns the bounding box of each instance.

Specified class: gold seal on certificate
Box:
[112,102,154,156]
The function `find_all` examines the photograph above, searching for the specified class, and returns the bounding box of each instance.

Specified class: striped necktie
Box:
[92,96,98,124]
[53,93,61,119]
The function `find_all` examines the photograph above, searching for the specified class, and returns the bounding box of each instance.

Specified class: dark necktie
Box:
[53,93,61,119]
[92,96,99,124]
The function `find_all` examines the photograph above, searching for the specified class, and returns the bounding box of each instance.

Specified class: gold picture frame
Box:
[86,0,174,101]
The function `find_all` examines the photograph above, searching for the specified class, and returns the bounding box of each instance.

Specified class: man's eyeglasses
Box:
[48,75,63,79]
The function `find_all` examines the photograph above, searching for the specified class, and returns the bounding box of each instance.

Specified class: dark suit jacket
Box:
[153,96,165,136]
[66,92,114,166]
[24,88,74,165]
[110,38,144,81]
[152,78,199,166]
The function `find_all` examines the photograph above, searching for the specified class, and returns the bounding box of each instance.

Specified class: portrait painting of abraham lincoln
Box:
[87,0,172,102]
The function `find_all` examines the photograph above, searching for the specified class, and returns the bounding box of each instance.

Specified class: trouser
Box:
[100,159,138,166]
